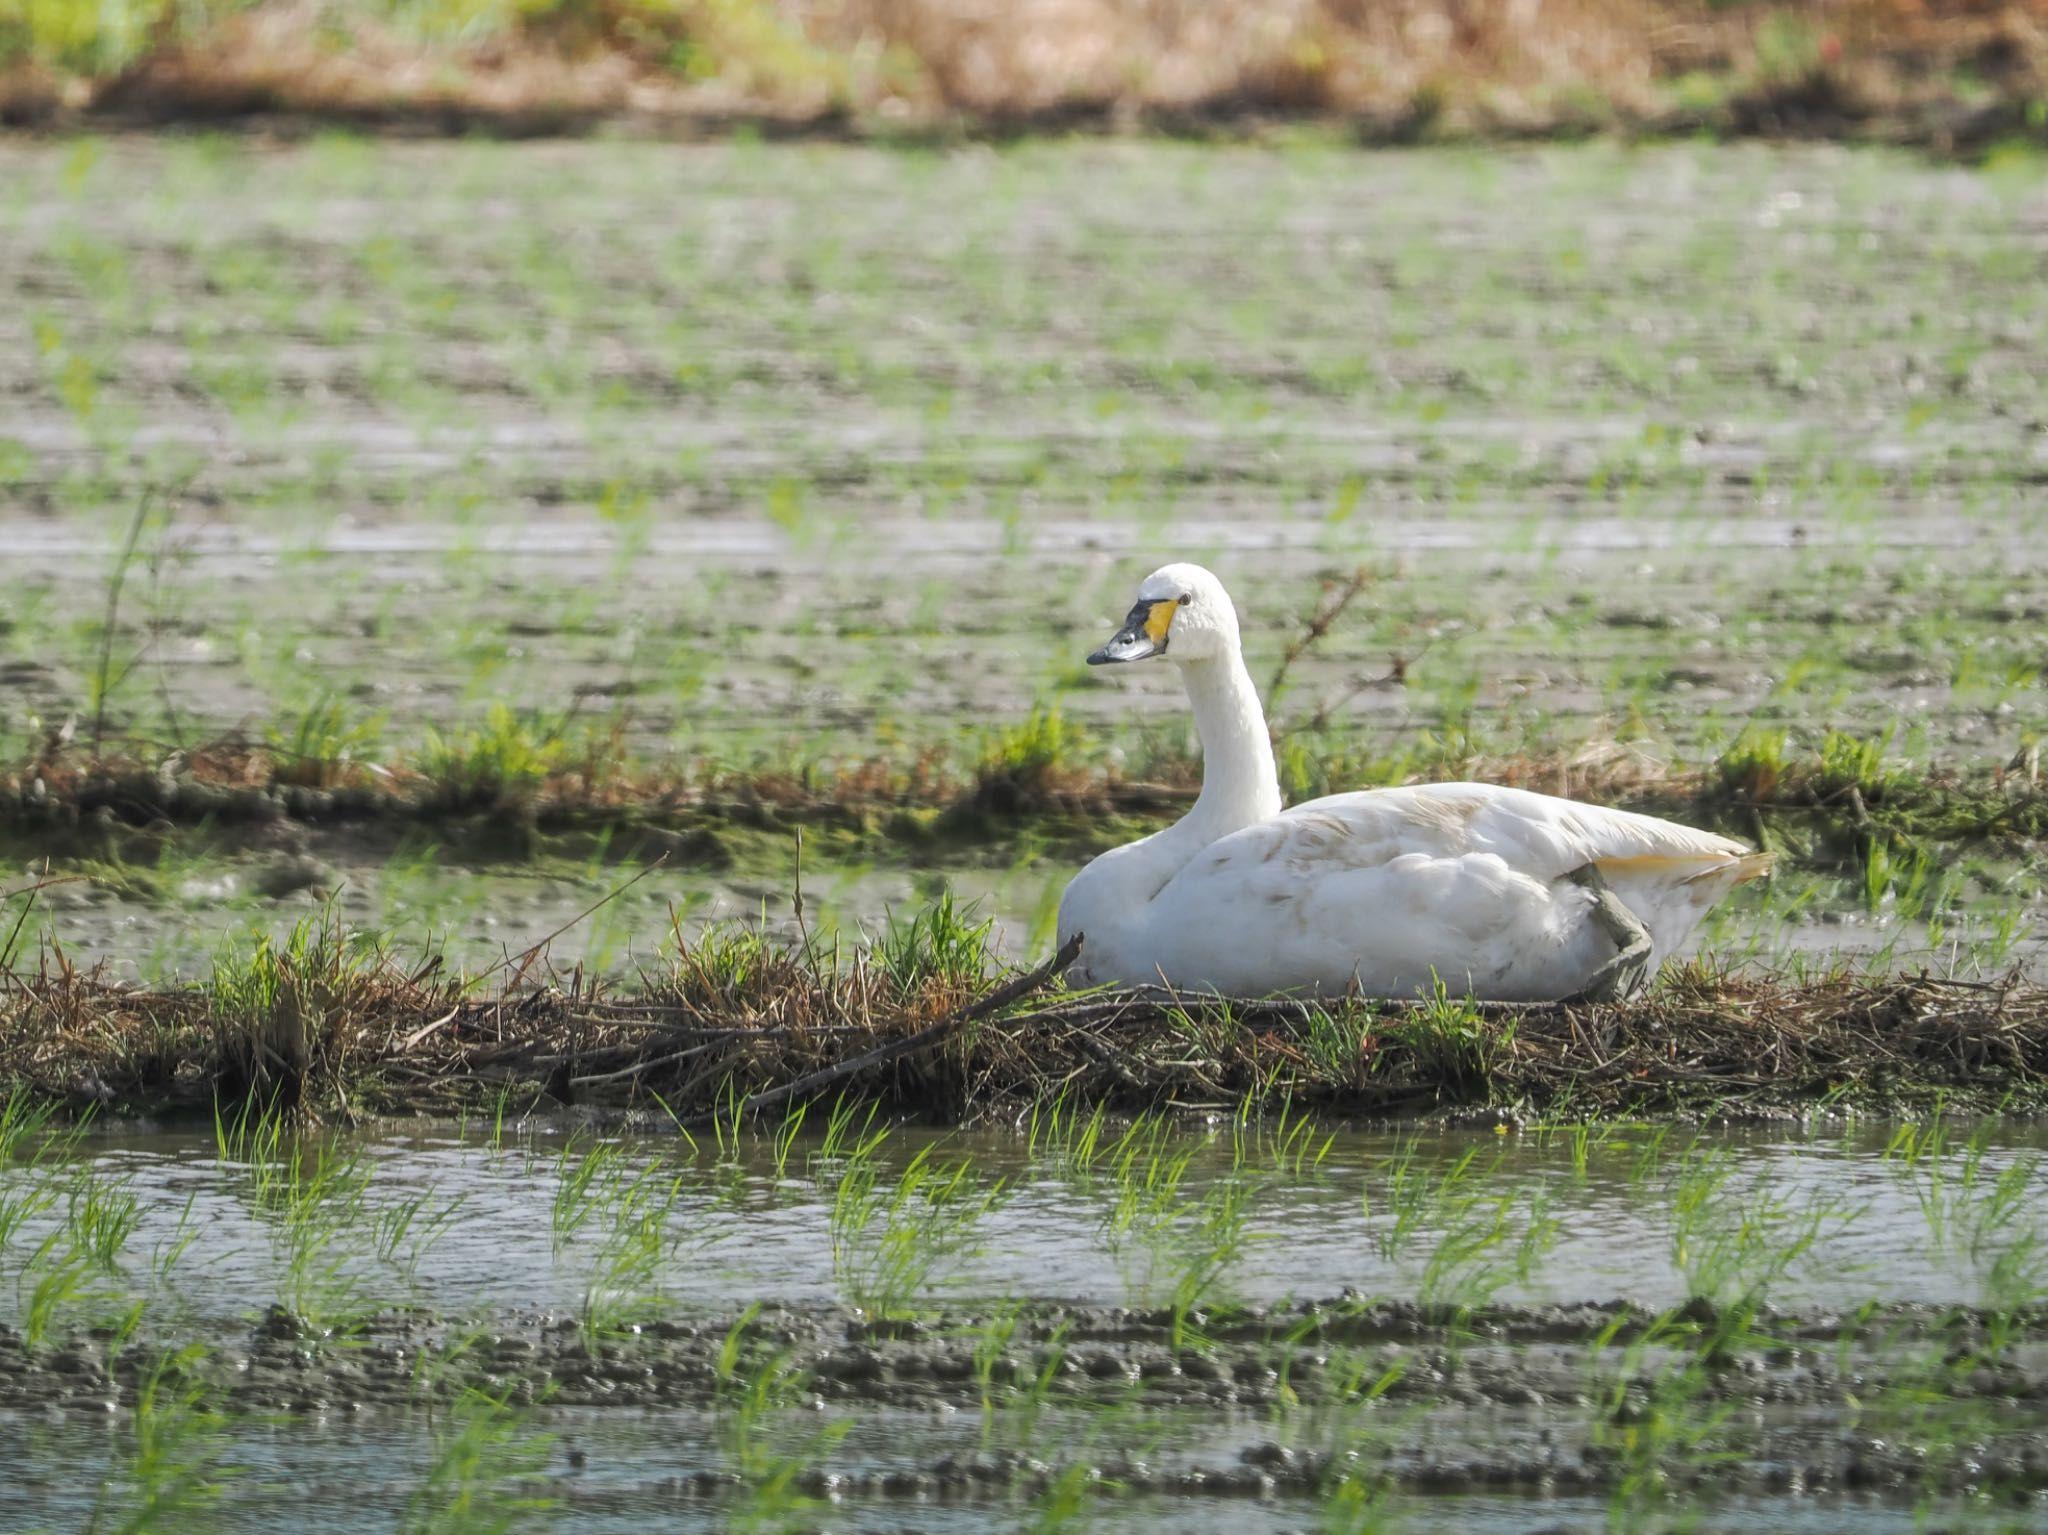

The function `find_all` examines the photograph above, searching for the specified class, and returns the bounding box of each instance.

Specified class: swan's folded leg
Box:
[1559,863,1653,1004]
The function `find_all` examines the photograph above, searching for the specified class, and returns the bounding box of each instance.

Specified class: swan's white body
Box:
[1057,565,1767,1001]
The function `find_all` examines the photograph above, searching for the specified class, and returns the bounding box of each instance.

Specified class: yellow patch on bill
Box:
[1143,598,1179,646]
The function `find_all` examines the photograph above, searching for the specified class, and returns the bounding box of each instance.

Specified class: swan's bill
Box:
[1087,597,1178,665]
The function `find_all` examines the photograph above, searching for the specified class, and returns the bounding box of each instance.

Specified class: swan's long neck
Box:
[1056,638,1284,985]
[1179,649,1282,842]
[1075,648,1280,916]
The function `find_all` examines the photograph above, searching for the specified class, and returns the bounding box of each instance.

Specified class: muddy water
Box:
[4,1120,2047,1529]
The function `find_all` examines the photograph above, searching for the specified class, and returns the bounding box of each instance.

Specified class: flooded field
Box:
[2,137,2047,978]
[3,133,2048,1531]
[4,1111,2047,1531]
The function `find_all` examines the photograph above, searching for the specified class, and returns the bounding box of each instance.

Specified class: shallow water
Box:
[5,1117,2047,1529]
[11,1118,2044,1331]
[15,823,2046,988]
[0,1410,1997,1535]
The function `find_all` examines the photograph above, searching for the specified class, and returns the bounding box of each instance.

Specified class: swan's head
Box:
[1087,563,1239,666]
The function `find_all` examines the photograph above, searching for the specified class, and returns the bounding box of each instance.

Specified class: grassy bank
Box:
[4,891,2043,1123]
[3,0,2046,148]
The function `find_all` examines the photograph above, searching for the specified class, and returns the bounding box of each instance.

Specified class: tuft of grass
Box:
[548,1134,700,1334]
[266,692,387,789]
[1380,980,1507,1097]
[402,1383,557,1535]
[712,1303,853,1529]
[1586,1308,1745,1528]
[1664,1141,1851,1359]
[0,1084,70,1168]
[965,705,1093,816]
[207,904,382,1111]
[65,1168,142,1273]
[416,703,567,814]
[1369,1137,1555,1326]
[1814,727,1897,798]
[1886,1108,2048,1314]
[88,1344,240,1535]
[830,1139,1005,1319]
[1714,725,1793,801]
[876,889,996,999]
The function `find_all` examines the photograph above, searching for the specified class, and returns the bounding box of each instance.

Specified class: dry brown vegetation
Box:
[4,0,2045,144]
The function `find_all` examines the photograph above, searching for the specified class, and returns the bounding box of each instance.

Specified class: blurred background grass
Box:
[3,0,2044,144]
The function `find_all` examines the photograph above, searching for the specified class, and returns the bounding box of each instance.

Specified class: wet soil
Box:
[9,1296,2047,1505]
[3,140,2044,780]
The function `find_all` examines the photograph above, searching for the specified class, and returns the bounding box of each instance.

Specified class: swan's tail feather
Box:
[1705,851,1775,887]
[1593,850,1772,885]
[1588,849,1771,962]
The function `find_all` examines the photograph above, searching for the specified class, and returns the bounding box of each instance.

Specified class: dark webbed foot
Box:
[1558,862,1654,1005]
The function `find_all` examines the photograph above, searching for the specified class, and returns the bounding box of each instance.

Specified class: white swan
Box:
[1056,564,1768,1002]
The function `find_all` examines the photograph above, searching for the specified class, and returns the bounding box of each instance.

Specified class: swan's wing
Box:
[1419,784,1772,953]
[1147,784,1764,996]
[1323,782,1755,872]
[1186,783,1753,882]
